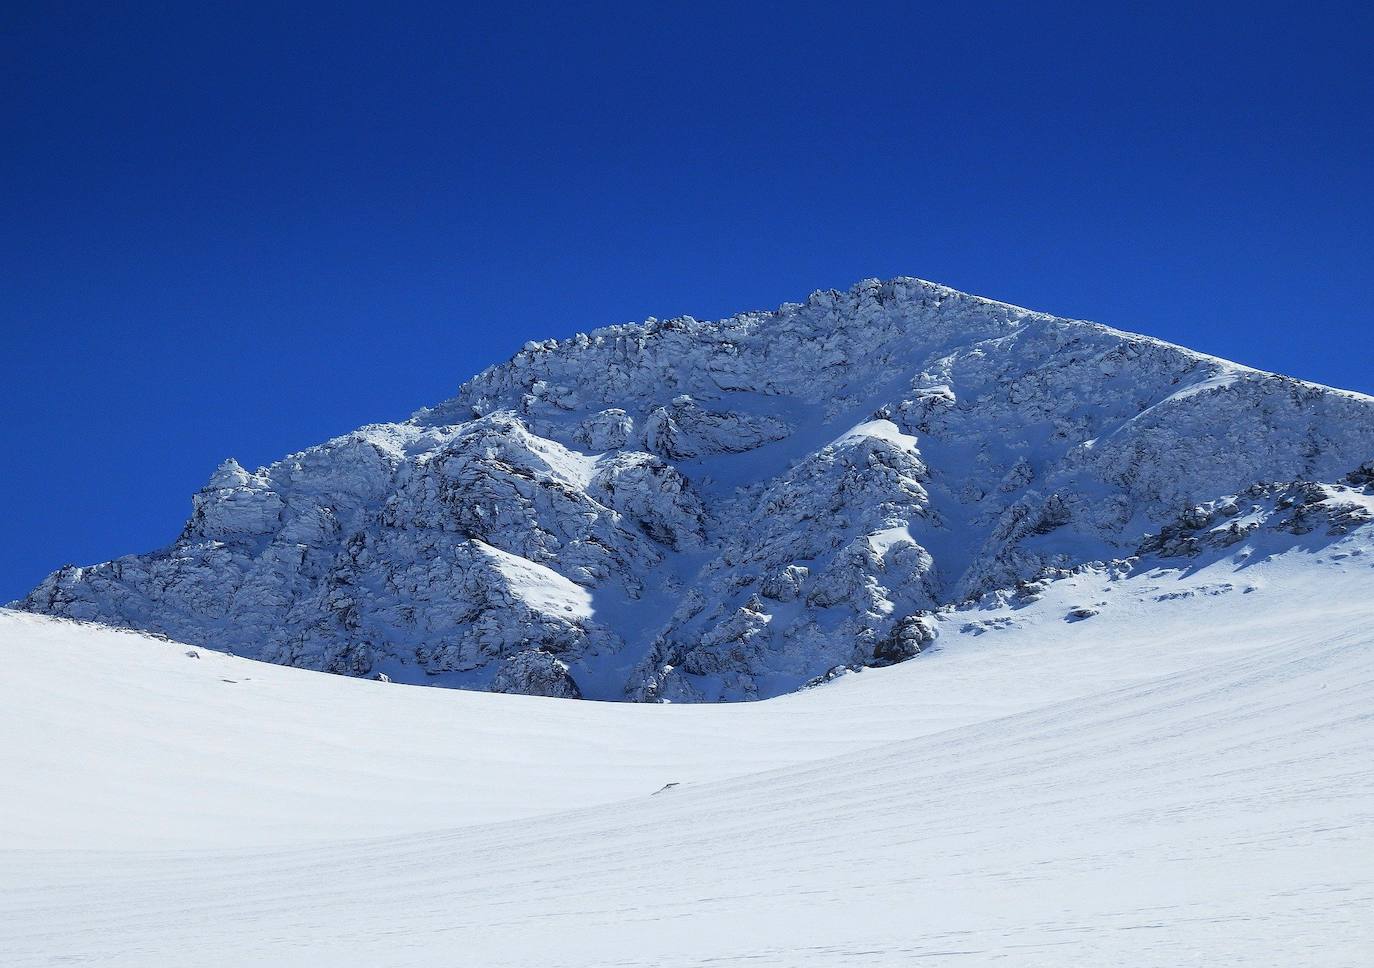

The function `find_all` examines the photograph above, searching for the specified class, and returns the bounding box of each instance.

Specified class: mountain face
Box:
[18,278,1374,700]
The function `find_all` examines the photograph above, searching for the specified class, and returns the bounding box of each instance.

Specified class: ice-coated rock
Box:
[489,650,582,699]
[575,409,634,451]
[190,458,285,539]
[1137,478,1374,555]
[17,277,1374,700]
[640,396,791,460]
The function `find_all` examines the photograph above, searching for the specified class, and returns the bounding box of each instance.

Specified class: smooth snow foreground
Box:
[3,538,1373,966]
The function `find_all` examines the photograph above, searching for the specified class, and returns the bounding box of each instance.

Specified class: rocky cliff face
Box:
[18,278,1374,699]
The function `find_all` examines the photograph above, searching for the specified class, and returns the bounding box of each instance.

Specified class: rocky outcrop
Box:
[640,396,791,460]
[1138,478,1374,558]
[489,651,583,699]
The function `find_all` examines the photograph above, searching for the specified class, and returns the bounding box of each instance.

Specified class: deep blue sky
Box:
[3,2,1373,601]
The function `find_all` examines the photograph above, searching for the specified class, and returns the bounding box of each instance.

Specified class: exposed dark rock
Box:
[489,650,582,699]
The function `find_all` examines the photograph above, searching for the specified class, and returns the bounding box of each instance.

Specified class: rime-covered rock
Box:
[489,651,582,699]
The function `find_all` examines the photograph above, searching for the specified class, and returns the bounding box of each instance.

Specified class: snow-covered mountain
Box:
[17,277,1374,700]
[6,277,1374,964]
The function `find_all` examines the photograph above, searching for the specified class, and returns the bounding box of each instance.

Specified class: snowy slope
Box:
[4,518,1373,965]
[17,277,1374,700]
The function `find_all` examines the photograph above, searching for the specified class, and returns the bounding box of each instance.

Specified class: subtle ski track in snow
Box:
[4,532,1372,966]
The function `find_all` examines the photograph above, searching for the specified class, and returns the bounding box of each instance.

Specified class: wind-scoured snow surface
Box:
[18,277,1374,700]
[4,520,1374,965]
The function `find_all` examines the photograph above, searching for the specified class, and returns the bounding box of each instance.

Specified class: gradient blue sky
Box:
[4,2,1373,600]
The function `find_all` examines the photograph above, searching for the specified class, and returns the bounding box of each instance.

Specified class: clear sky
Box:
[3,2,1373,601]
